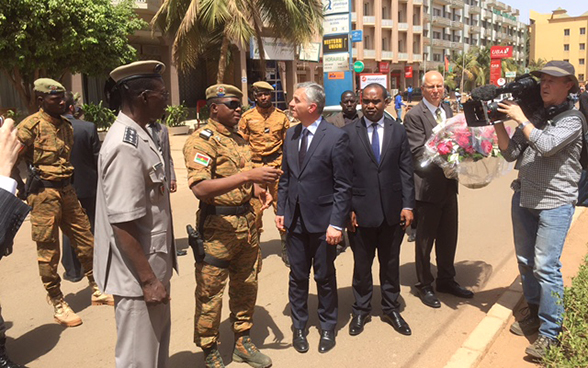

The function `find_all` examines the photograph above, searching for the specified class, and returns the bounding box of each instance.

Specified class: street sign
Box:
[505,71,516,78]
[322,34,349,54]
[497,77,506,86]
[351,30,363,43]
[353,61,365,73]
[324,53,350,72]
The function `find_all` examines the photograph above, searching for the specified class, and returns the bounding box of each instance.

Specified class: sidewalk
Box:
[447,207,588,368]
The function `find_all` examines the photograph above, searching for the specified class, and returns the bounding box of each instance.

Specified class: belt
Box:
[252,150,282,164]
[209,203,252,216]
[40,178,71,188]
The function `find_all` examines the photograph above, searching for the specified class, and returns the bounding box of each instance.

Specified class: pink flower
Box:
[437,141,453,155]
[465,146,475,154]
[481,140,493,155]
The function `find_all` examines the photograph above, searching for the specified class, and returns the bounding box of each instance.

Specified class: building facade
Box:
[530,8,588,84]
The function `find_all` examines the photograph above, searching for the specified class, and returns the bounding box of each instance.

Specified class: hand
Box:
[247,167,283,185]
[347,211,358,233]
[141,278,170,305]
[0,118,23,177]
[326,226,342,245]
[258,188,273,211]
[275,215,285,231]
[170,180,177,193]
[400,209,413,230]
[496,100,527,124]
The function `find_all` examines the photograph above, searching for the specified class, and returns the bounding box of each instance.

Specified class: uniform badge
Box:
[199,129,213,140]
[264,127,270,133]
[194,152,212,167]
[217,86,225,97]
[123,127,138,147]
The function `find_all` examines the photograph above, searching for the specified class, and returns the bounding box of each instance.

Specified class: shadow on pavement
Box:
[176,236,190,252]
[260,239,281,259]
[64,286,93,313]
[8,323,64,365]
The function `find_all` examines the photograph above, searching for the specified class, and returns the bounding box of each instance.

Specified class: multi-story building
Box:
[529,8,588,84]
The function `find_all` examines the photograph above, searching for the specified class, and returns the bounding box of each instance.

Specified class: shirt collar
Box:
[207,118,233,136]
[39,108,67,126]
[304,118,322,135]
[364,115,385,128]
[422,98,442,116]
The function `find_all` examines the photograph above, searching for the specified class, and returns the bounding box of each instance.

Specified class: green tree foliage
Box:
[152,0,323,82]
[0,0,146,112]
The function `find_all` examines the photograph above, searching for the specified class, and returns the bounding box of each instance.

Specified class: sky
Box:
[504,1,587,24]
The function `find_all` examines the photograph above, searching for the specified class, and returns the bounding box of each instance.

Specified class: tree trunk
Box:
[253,29,266,79]
[5,68,36,114]
[217,36,231,83]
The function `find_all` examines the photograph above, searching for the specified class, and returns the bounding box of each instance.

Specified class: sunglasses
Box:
[216,100,242,110]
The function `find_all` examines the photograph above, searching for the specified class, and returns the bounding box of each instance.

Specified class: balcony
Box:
[382,51,394,59]
[451,42,464,50]
[470,25,481,33]
[424,37,431,45]
[448,0,464,8]
[134,0,162,13]
[431,16,452,28]
[484,28,492,38]
[450,21,464,30]
[413,0,423,4]
[382,19,394,28]
[486,0,496,6]
[432,0,450,5]
[413,54,423,61]
[398,53,409,61]
[483,9,492,19]
[398,23,409,31]
[413,25,423,33]
[495,1,506,10]
[351,12,357,22]
[423,13,430,22]
[469,5,481,14]
[363,16,376,25]
[431,38,452,48]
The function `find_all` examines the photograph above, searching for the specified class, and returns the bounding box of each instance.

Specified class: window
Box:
[579,74,584,81]
[433,31,441,39]
[564,44,569,51]
[581,59,585,65]
[564,29,570,36]
[433,53,442,62]
[581,28,586,35]
[564,59,569,62]
[581,43,586,50]
[434,8,441,16]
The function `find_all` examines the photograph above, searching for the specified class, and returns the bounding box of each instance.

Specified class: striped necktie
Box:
[435,108,443,124]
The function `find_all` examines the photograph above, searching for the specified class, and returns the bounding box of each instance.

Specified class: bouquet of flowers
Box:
[421,114,511,189]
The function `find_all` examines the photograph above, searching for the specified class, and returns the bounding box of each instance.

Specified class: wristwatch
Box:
[518,121,531,130]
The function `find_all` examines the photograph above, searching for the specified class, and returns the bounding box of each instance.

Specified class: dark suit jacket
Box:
[403,101,457,203]
[67,115,101,199]
[0,188,30,260]
[580,91,588,123]
[326,111,363,128]
[343,117,415,227]
[277,118,352,233]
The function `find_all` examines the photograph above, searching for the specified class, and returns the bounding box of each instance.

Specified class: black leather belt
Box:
[209,203,251,216]
[40,178,71,188]
[252,150,282,163]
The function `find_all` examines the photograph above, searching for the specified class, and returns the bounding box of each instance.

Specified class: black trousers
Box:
[414,192,458,288]
[349,222,404,316]
[61,196,95,279]
[287,205,338,331]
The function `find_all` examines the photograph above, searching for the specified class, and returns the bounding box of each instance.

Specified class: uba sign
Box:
[490,46,513,59]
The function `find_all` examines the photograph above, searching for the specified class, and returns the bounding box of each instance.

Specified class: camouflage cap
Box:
[252,81,274,91]
[110,60,166,85]
[206,84,243,100]
[33,78,65,94]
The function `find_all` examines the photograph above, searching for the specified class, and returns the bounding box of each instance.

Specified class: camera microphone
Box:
[471,85,497,101]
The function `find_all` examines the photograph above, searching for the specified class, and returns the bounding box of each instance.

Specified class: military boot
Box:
[203,343,225,368]
[90,282,114,306]
[48,296,82,327]
[232,334,272,368]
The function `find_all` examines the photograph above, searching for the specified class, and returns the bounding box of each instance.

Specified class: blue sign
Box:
[350,30,363,43]
[324,71,353,106]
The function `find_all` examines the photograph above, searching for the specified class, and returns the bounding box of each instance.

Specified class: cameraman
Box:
[494,61,584,359]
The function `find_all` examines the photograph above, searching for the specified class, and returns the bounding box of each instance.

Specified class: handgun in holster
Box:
[186,224,205,263]
[186,202,230,268]
[24,164,42,197]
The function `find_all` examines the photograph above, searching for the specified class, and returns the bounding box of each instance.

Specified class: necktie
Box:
[371,123,380,164]
[435,108,443,124]
[299,128,308,168]
[148,124,162,155]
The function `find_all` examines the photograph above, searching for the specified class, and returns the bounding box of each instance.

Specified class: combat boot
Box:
[48,296,82,327]
[203,343,225,368]
[233,334,272,368]
[90,282,114,306]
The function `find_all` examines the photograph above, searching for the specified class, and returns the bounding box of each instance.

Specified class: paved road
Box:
[0,134,522,367]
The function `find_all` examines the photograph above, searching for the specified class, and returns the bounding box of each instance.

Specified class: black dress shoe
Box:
[349,314,371,336]
[0,353,25,368]
[318,329,336,353]
[292,329,309,353]
[418,286,441,308]
[436,281,474,299]
[382,311,412,336]
[62,272,83,283]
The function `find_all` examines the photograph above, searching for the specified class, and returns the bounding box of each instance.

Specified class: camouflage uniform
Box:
[238,106,288,230]
[184,118,261,349]
[17,109,95,299]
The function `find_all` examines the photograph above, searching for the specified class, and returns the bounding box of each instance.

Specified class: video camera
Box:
[463,74,543,127]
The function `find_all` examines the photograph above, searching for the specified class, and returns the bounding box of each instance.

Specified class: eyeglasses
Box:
[423,85,444,91]
[216,100,242,110]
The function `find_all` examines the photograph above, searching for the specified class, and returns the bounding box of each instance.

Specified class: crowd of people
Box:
[0,59,586,368]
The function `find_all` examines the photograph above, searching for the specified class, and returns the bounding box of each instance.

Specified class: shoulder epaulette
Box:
[123,126,138,147]
[199,128,213,140]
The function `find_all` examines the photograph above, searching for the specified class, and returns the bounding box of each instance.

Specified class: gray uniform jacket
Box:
[94,112,177,297]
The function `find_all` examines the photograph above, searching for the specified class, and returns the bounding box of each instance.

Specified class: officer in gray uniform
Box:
[93,60,177,368]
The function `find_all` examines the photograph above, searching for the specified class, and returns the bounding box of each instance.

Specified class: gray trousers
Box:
[114,291,171,368]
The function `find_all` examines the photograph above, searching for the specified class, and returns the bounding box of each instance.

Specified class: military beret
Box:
[110,60,166,85]
[205,84,243,100]
[33,78,65,94]
[252,81,274,91]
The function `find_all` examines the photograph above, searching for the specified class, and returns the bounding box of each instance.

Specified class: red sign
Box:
[490,59,503,86]
[404,66,413,78]
[490,46,513,59]
[379,62,390,73]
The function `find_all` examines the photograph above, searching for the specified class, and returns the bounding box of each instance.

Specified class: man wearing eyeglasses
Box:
[404,71,473,310]
[184,84,281,368]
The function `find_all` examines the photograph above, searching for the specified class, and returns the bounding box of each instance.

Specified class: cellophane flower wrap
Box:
[421,114,511,189]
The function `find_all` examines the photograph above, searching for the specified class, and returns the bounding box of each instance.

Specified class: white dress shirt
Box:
[299,118,322,150]
[0,175,17,195]
[366,116,385,155]
[422,98,447,123]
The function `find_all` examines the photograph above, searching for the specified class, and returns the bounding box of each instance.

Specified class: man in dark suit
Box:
[276,82,352,354]
[579,86,588,122]
[0,117,31,368]
[61,93,101,282]
[404,71,473,309]
[344,83,415,337]
[326,90,362,128]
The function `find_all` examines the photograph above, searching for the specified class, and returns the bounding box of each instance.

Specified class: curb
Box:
[444,207,586,368]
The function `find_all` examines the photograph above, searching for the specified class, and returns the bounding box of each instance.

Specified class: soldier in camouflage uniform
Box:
[17,78,113,328]
[184,84,281,368]
[239,81,290,266]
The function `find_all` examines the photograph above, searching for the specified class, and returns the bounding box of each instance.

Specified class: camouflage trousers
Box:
[27,185,94,299]
[194,212,261,349]
[250,160,281,232]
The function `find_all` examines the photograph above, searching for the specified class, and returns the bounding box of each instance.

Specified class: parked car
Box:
[401,87,423,101]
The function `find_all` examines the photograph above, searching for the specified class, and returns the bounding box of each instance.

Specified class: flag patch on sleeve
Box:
[194,153,211,167]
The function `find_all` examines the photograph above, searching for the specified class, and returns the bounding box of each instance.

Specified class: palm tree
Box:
[152,0,323,83]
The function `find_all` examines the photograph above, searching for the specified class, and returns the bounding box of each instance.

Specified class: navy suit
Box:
[277,118,352,331]
[343,117,415,316]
